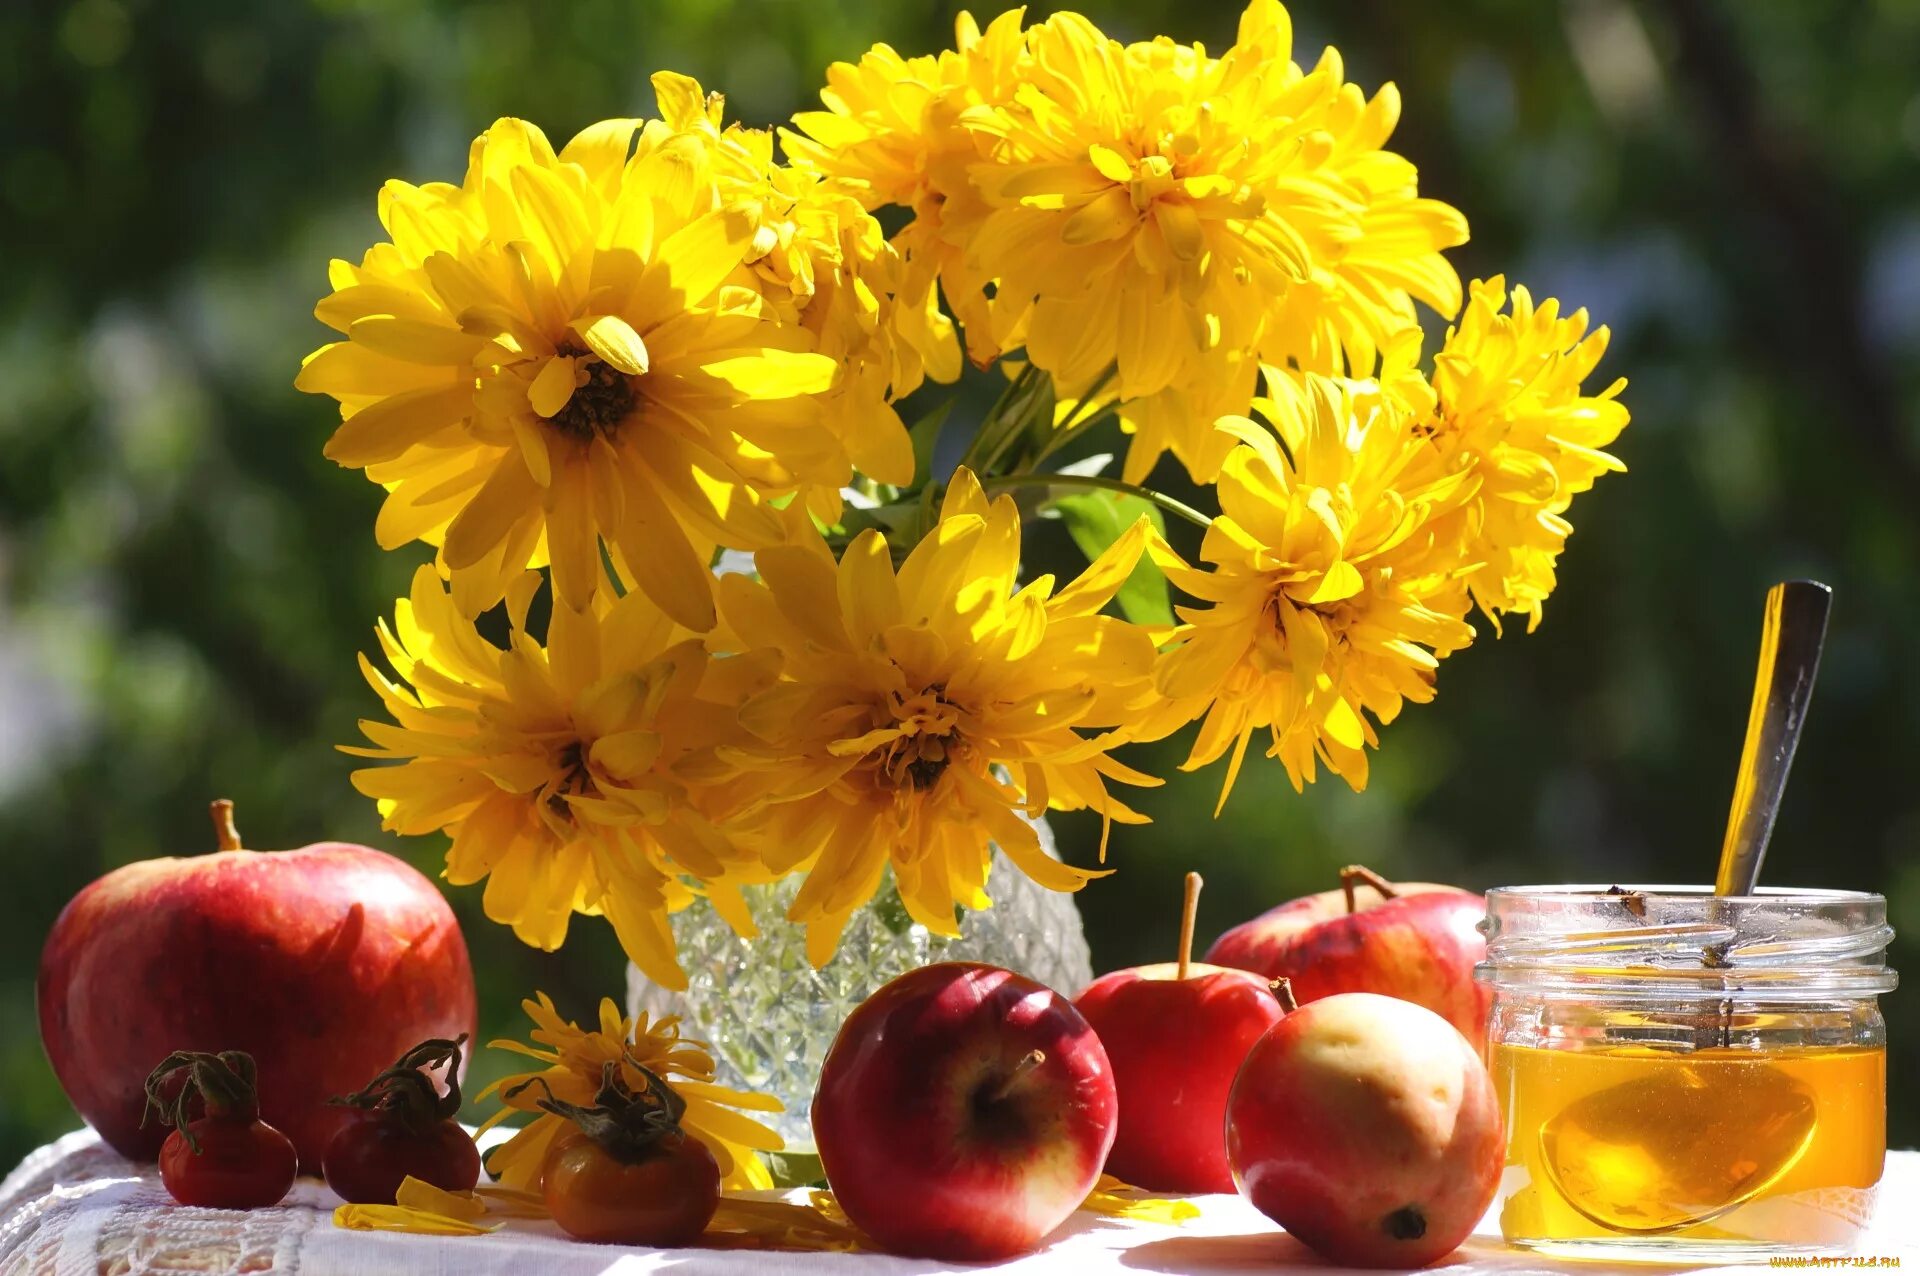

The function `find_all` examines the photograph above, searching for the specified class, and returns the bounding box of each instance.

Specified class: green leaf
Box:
[822,503,928,566]
[763,1150,828,1189]
[869,875,916,936]
[1046,486,1174,626]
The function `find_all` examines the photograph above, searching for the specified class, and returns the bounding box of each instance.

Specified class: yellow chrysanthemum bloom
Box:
[1424,276,1630,630]
[782,9,1030,368]
[650,72,943,503]
[963,0,1466,482]
[711,469,1162,965]
[477,993,783,1192]
[1146,378,1476,800]
[298,116,845,628]
[1110,354,1260,487]
[344,565,774,990]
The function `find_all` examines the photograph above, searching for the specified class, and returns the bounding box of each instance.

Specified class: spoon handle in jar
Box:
[1716,580,1831,897]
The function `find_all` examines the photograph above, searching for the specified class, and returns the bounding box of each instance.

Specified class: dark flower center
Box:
[548,740,595,815]
[548,345,635,441]
[877,687,961,792]
[1262,586,1360,639]
[904,752,949,790]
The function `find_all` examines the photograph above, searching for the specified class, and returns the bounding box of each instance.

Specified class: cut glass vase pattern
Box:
[626,816,1093,1149]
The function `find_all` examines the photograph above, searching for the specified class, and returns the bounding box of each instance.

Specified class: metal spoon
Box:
[1534,582,1835,1237]
[1538,1062,1817,1234]
[1714,579,1832,898]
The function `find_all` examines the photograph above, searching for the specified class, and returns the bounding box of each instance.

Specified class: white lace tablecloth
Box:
[2,1130,1915,1275]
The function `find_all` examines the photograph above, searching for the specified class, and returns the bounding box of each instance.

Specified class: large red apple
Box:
[811,962,1117,1261]
[1075,872,1285,1192]
[1226,988,1504,1268]
[38,800,476,1172]
[1205,865,1488,1045]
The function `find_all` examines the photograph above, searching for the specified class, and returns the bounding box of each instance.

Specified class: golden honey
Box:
[1494,1043,1885,1251]
[1477,885,1897,1261]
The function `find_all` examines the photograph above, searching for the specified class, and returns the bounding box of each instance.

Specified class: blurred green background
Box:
[2,0,1917,1172]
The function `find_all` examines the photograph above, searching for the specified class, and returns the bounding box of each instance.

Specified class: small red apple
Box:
[1205,865,1489,1045]
[38,800,476,1172]
[1226,986,1504,1268]
[811,962,1117,1261]
[1075,872,1285,1192]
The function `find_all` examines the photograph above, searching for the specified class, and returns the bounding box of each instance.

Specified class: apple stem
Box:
[1176,871,1202,980]
[1340,864,1397,913]
[210,799,243,852]
[986,1049,1047,1102]
[1269,978,1299,1014]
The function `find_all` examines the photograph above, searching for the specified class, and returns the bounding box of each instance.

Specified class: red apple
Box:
[1205,865,1489,1046]
[38,800,476,1172]
[1226,988,1504,1268]
[811,962,1117,1261]
[1075,872,1285,1192]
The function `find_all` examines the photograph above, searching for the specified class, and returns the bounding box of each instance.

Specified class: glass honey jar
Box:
[1476,885,1897,1262]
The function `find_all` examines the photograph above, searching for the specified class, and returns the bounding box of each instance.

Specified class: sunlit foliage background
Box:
[2,0,1917,1166]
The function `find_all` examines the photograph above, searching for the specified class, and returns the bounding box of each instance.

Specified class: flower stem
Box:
[961,363,1045,475]
[1030,363,1118,468]
[977,472,1213,530]
[1030,405,1117,469]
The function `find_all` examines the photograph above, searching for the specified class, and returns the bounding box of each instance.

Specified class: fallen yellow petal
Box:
[395,1176,488,1221]
[332,1203,498,1235]
[474,1184,553,1219]
[705,1195,867,1252]
[1080,1174,1203,1224]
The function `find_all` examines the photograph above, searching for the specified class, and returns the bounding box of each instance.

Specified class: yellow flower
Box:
[343,565,774,990]
[1146,378,1475,800]
[477,993,783,1192]
[650,73,941,503]
[711,469,1162,966]
[1425,276,1630,630]
[1111,353,1260,486]
[782,9,1030,368]
[961,0,1466,482]
[297,116,844,628]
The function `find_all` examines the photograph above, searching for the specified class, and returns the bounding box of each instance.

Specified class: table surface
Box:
[1,1130,1915,1275]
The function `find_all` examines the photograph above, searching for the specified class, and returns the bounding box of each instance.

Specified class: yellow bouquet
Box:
[302,0,1629,988]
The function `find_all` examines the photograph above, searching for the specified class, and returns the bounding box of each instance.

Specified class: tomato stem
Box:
[1176,871,1202,980]
[329,1034,468,1131]
[143,1050,261,1154]
[1340,864,1398,913]
[511,1060,690,1165]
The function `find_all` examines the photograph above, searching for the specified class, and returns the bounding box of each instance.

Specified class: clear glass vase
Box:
[626,816,1093,1149]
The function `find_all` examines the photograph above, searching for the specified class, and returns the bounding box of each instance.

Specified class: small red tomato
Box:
[144,1050,297,1209]
[542,1125,720,1247]
[160,1118,299,1209]
[322,1035,479,1205]
[519,1061,719,1247]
